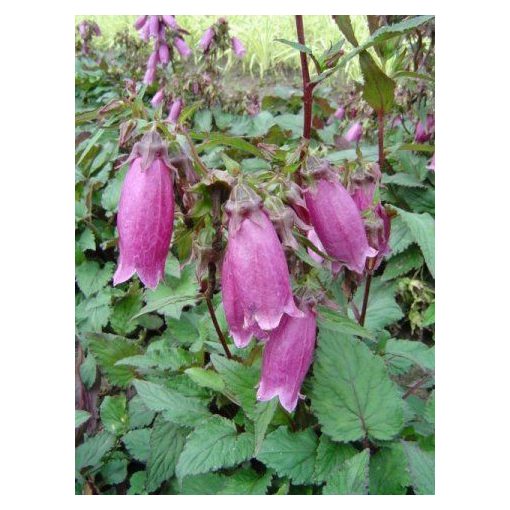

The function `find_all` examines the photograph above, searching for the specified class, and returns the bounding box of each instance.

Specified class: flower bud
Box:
[333,106,345,120]
[231,37,246,58]
[113,132,175,289]
[257,302,316,412]
[167,98,183,124]
[199,27,215,52]
[365,204,391,270]
[221,183,303,347]
[162,15,178,29]
[134,15,148,30]
[349,163,381,212]
[151,88,165,108]
[174,37,191,58]
[345,122,363,143]
[307,229,325,264]
[304,160,376,273]
[158,43,170,65]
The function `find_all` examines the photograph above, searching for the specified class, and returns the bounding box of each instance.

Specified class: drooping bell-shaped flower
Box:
[257,302,316,412]
[158,43,170,65]
[307,229,325,264]
[333,106,345,120]
[349,163,381,212]
[231,37,246,58]
[304,159,376,274]
[162,15,178,29]
[199,27,215,52]
[174,37,191,58]
[167,98,183,124]
[221,183,303,347]
[113,131,175,289]
[134,15,148,30]
[147,50,159,69]
[149,15,160,38]
[345,122,363,143]
[151,88,165,108]
[143,66,156,85]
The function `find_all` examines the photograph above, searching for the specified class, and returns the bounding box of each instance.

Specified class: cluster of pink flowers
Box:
[134,15,191,85]
[198,19,246,58]
[77,20,101,55]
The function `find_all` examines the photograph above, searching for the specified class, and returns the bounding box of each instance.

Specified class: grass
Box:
[76,15,371,79]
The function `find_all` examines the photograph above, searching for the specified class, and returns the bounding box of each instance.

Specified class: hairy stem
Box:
[358,272,372,327]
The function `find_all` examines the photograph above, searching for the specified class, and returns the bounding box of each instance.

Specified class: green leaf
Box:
[193,109,213,133]
[127,471,147,495]
[256,426,318,485]
[76,261,114,297]
[75,432,116,472]
[77,228,95,252]
[359,50,395,113]
[100,395,129,435]
[128,395,156,429]
[101,171,123,212]
[275,38,313,54]
[176,416,254,479]
[132,379,210,427]
[196,132,265,158]
[385,339,435,372]
[389,215,414,256]
[382,172,426,188]
[88,334,142,388]
[179,473,225,495]
[241,157,271,172]
[219,468,273,495]
[110,290,143,335]
[317,306,375,340]
[140,264,199,320]
[254,398,278,455]
[382,245,424,281]
[352,278,403,331]
[100,455,128,485]
[333,15,359,47]
[402,441,435,495]
[313,435,357,483]
[274,114,303,137]
[422,302,435,327]
[311,329,404,442]
[398,143,435,153]
[75,292,112,333]
[323,449,370,495]
[184,367,225,392]
[211,354,259,419]
[424,390,435,425]
[77,128,104,165]
[79,354,97,389]
[395,208,435,277]
[369,443,411,494]
[75,410,91,428]
[248,111,275,137]
[146,420,188,492]
[122,428,151,463]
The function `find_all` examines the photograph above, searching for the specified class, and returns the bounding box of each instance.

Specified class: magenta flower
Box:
[414,120,429,143]
[333,106,345,120]
[149,15,160,38]
[158,43,170,65]
[162,15,178,29]
[147,50,159,69]
[345,122,363,143]
[134,15,148,30]
[174,37,191,58]
[221,183,303,347]
[151,88,165,108]
[113,132,175,289]
[199,27,215,52]
[167,98,183,124]
[257,303,316,412]
[231,37,246,58]
[304,162,376,273]
[349,163,381,212]
[307,229,325,264]
[143,66,156,85]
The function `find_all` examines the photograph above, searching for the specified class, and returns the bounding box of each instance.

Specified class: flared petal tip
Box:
[257,385,298,413]
[113,264,135,286]
[230,330,253,349]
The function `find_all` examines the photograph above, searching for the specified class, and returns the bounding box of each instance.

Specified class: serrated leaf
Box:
[211,354,259,419]
[75,291,113,333]
[382,172,426,188]
[395,208,435,277]
[128,395,156,429]
[110,290,143,335]
[323,449,369,495]
[254,398,278,455]
[402,441,435,495]
[195,132,265,158]
[218,468,273,495]
[179,473,225,495]
[77,228,95,252]
[185,367,225,392]
[75,410,91,428]
[317,306,375,340]
[275,38,313,54]
[385,339,434,372]
[128,471,147,495]
[256,426,317,484]
[359,50,395,113]
[389,215,414,255]
[369,443,411,494]
[422,302,435,327]
[100,395,129,435]
[424,390,435,425]
[75,432,116,472]
[100,455,128,485]
[122,428,151,462]
[79,354,97,389]
[133,379,210,427]
[352,277,403,330]
[146,419,187,492]
[193,109,213,133]
[312,329,404,442]
[313,435,357,483]
[176,416,254,479]
[76,261,114,297]
[382,245,424,281]
[88,334,142,388]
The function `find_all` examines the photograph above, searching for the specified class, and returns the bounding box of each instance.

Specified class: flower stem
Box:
[359,272,372,327]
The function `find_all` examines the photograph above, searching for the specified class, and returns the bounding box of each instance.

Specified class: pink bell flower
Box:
[174,37,191,58]
[231,36,246,58]
[345,122,363,143]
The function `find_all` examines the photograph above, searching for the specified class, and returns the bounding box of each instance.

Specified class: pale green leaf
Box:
[369,443,411,495]
[402,441,435,495]
[122,428,151,462]
[323,449,369,495]
[75,410,91,428]
[75,432,116,472]
[313,435,357,483]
